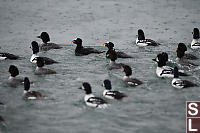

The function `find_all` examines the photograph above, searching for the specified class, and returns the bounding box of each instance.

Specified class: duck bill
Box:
[152,58,157,62]
[78,87,83,90]
[69,42,73,44]
[106,54,110,57]
[37,36,41,38]
[101,43,105,47]
[5,69,9,72]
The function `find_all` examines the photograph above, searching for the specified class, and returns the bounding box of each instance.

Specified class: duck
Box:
[34,57,57,75]
[6,65,24,85]
[0,52,20,60]
[172,67,198,89]
[191,28,200,49]
[152,53,188,78]
[79,82,108,108]
[136,29,160,46]
[107,49,125,70]
[69,38,104,56]
[101,42,132,58]
[23,77,44,99]
[0,116,6,126]
[0,102,4,106]
[175,43,198,69]
[37,32,62,51]
[30,41,58,65]
[121,65,143,87]
[176,43,198,60]
[102,79,127,100]
[0,102,5,109]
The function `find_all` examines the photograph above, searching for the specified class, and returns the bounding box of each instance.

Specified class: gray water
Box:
[0,0,200,133]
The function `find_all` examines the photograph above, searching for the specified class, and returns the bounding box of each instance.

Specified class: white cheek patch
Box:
[156,57,159,62]
[82,86,85,90]
[102,83,105,87]
[32,60,37,64]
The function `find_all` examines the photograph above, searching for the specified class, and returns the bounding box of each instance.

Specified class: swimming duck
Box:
[152,53,188,78]
[0,53,20,60]
[191,28,200,49]
[79,82,108,108]
[101,42,132,58]
[0,102,6,109]
[0,116,6,126]
[121,65,143,87]
[172,67,198,89]
[30,41,58,65]
[107,49,125,70]
[176,43,198,60]
[37,32,62,51]
[70,38,104,56]
[6,65,24,85]
[175,43,198,69]
[136,29,160,46]
[0,102,4,106]
[34,57,56,75]
[102,79,127,100]
[23,77,44,99]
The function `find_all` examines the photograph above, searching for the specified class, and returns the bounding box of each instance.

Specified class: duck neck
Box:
[36,66,42,70]
[24,90,29,94]
[110,60,116,65]
[192,39,198,43]
[123,75,130,80]
[108,47,114,50]
[9,76,15,79]
[177,50,184,58]
[33,50,39,54]
[157,61,166,67]
[75,42,83,48]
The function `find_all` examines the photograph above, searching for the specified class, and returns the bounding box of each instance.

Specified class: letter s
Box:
[188,103,198,116]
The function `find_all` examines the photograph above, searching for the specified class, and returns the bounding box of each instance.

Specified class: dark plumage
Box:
[79,82,108,108]
[121,65,142,87]
[107,49,125,70]
[0,116,6,126]
[172,67,198,89]
[37,32,50,43]
[6,65,24,85]
[70,38,104,56]
[152,52,189,77]
[193,28,200,39]
[103,79,127,100]
[30,41,58,65]
[37,32,62,51]
[24,77,44,99]
[35,57,56,75]
[136,29,160,46]
[0,53,20,60]
[176,43,198,60]
[101,42,132,58]
[7,65,19,77]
